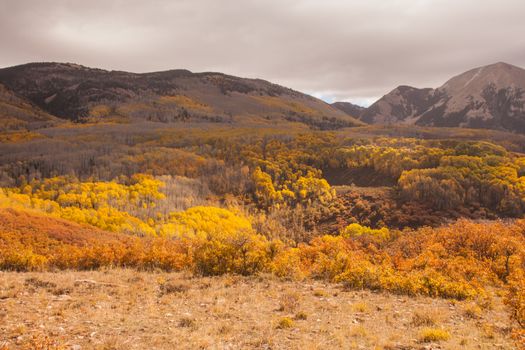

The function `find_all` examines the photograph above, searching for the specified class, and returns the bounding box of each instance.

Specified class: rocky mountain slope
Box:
[0,62,362,130]
[359,86,440,124]
[336,62,525,132]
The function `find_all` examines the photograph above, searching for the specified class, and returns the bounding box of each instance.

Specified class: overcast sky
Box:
[1,0,525,106]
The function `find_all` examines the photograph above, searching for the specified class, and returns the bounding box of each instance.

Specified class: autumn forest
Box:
[0,117,524,345]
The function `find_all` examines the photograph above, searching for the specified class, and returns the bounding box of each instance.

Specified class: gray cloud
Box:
[1,0,524,106]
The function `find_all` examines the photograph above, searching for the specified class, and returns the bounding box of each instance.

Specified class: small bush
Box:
[179,317,196,328]
[411,310,438,327]
[349,325,368,338]
[313,289,327,297]
[278,292,300,312]
[24,277,57,290]
[294,311,308,320]
[418,328,450,342]
[276,317,294,329]
[159,281,190,296]
[506,273,525,327]
[352,301,369,313]
[462,303,482,319]
[481,323,495,339]
[0,250,48,271]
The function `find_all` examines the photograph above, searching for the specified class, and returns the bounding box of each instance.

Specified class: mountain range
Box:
[0,62,361,131]
[332,62,525,133]
[1,61,525,133]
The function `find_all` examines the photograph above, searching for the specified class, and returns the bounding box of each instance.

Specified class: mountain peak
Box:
[354,62,525,132]
[394,85,421,91]
[487,61,519,69]
[441,61,525,91]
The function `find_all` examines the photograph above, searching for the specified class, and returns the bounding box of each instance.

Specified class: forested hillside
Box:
[0,63,361,130]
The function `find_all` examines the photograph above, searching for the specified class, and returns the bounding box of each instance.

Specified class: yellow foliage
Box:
[0,131,44,143]
[253,167,283,207]
[162,206,251,238]
[0,249,48,271]
[251,95,318,116]
[158,95,212,113]
[0,172,524,309]
[272,247,306,280]
[418,328,450,342]
[341,223,390,241]
[276,317,294,329]
[89,104,112,118]
[0,174,164,236]
[506,270,525,327]
[252,167,333,208]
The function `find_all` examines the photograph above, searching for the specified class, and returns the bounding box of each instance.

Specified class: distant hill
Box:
[335,62,525,133]
[0,62,363,130]
[330,101,365,119]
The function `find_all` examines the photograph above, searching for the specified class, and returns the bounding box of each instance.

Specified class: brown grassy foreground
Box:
[0,270,519,350]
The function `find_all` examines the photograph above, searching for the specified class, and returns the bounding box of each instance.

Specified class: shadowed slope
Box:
[0,63,363,130]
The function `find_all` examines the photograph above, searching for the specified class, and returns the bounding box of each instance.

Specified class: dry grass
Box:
[351,301,369,313]
[463,303,483,320]
[278,292,300,313]
[0,270,518,349]
[410,308,443,327]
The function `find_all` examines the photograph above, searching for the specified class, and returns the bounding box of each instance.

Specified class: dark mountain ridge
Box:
[0,62,362,130]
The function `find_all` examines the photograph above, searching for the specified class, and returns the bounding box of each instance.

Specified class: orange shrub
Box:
[1,207,524,309]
